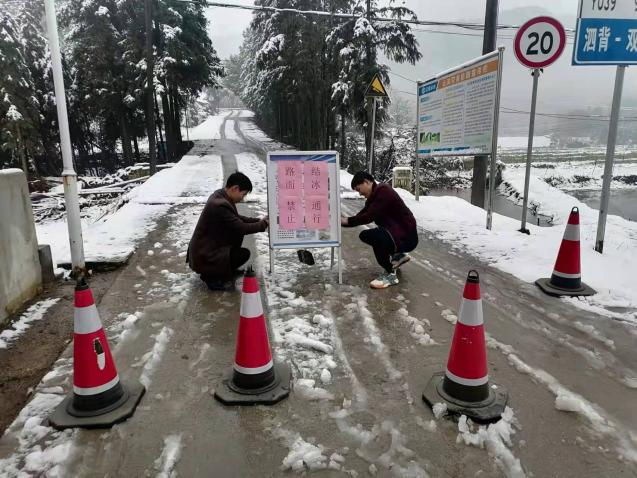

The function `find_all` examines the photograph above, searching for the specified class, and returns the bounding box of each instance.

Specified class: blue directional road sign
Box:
[573,0,637,65]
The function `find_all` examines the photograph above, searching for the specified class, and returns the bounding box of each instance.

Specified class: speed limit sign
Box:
[514,16,566,68]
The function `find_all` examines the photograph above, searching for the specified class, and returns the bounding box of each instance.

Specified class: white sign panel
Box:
[417,51,501,157]
[267,151,341,249]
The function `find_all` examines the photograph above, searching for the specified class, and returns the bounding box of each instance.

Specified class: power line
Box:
[388,71,417,84]
[501,107,637,122]
[180,0,577,32]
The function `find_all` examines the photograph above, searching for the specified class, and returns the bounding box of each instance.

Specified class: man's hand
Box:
[340,216,348,226]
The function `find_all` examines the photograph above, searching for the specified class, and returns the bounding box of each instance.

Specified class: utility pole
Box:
[366,0,374,173]
[470,0,498,208]
[43,0,86,275]
[145,0,157,176]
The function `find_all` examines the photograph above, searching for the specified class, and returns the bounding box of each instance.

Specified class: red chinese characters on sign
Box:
[278,195,303,230]
[277,159,330,230]
[277,161,302,196]
[305,196,329,230]
[303,162,328,196]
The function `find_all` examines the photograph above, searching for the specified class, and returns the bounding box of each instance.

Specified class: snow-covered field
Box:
[399,178,637,325]
[503,160,637,192]
[36,155,222,267]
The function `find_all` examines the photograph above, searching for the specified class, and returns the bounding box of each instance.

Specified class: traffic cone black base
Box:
[214,361,291,406]
[49,381,145,430]
[423,372,508,423]
[535,278,595,297]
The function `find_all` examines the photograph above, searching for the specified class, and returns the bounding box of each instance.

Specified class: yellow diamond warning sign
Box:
[365,74,388,98]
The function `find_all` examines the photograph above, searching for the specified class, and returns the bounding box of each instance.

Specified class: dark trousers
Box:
[359,228,418,273]
[230,247,250,271]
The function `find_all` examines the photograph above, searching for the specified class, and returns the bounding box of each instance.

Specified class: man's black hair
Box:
[351,171,375,189]
[226,171,253,193]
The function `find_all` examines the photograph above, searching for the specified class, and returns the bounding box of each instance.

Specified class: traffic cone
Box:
[536,207,595,297]
[49,279,145,429]
[214,268,290,405]
[423,270,508,423]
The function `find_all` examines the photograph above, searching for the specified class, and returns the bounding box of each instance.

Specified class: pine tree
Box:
[0,12,39,175]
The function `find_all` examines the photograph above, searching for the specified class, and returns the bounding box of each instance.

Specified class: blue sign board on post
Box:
[573,1,637,65]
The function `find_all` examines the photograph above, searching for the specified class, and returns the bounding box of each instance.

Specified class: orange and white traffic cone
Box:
[536,207,595,297]
[49,279,145,429]
[214,268,290,405]
[423,270,508,423]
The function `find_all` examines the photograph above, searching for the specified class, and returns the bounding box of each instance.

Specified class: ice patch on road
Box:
[487,334,637,463]
[154,434,183,478]
[432,402,448,419]
[0,298,60,349]
[0,392,74,478]
[139,326,174,388]
[346,294,402,381]
[396,306,437,346]
[456,407,525,478]
[273,428,329,472]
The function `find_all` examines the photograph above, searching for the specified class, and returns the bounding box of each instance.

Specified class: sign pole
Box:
[519,68,540,234]
[595,65,626,254]
[486,47,505,231]
[44,0,86,274]
[415,86,420,201]
[368,97,377,174]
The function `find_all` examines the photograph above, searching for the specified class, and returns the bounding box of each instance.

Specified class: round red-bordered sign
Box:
[514,16,566,69]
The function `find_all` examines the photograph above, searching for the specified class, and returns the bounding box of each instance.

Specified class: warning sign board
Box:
[365,74,388,98]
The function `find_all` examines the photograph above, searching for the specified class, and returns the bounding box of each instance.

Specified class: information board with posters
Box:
[573,0,637,65]
[266,151,342,282]
[417,50,502,157]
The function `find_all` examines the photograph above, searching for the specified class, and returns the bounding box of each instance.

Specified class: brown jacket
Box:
[187,189,267,279]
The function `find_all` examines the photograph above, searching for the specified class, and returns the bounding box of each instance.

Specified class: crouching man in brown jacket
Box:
[187,172,268,290]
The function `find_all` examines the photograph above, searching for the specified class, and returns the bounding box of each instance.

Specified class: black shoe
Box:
[297,249,315,266]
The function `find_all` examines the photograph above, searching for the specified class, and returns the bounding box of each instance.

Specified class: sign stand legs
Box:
[330,247,335,268]
[595,65,626,254]
[519,68,540,235]
[337,246,343,285]
[269,248,274,274]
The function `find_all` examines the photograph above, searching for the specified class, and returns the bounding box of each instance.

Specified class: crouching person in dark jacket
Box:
[341,171,418,289]
[187,172,268,291]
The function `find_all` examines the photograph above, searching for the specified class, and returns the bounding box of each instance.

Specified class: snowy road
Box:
[1,110,636,477]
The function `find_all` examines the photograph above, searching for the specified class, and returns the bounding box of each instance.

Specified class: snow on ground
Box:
[237,111,289,151]
[456,407,525,478]
[0,298,60,349]
[154,434,183,478]
[502,160,637,195]
[487,335,637,463]
[36,154,222,267]
[224,119,244,144]
[235,152,267,198]
[392,184,637,324]
[181,110,229,141]
[499,136,551,149]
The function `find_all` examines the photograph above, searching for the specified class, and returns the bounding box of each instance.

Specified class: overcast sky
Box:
[205,0,636,133]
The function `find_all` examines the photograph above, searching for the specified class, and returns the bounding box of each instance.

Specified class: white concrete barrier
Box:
[0,169,42,323]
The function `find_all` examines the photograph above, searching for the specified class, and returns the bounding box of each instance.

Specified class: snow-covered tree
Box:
[0,12,39,175]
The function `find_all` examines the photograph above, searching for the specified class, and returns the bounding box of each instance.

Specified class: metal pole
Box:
[415,83,420,201]
[519,68,540,235]
[338,246,342,285]
[368,97,377,174]
[595,65,626,253]
[471,0,499,208]
[486,47,505,230]
[43,0,85,273]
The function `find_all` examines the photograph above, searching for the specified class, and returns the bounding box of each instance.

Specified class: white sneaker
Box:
[370,272,399,289]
